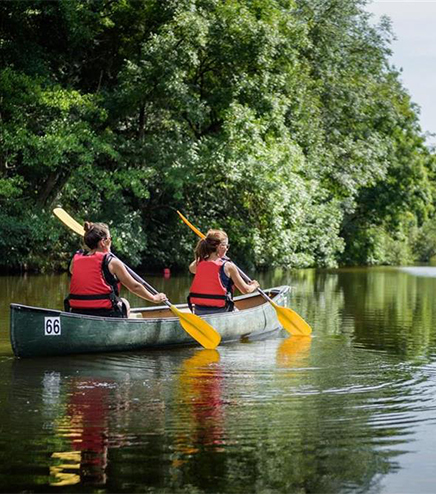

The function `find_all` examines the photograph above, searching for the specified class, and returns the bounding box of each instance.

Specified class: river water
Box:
[1,267,436,493]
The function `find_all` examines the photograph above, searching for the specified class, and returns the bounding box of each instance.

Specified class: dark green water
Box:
[1,267,436,493]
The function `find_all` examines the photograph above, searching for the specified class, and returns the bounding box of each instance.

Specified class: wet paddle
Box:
[177,210,312,336]
[53,208,221,349]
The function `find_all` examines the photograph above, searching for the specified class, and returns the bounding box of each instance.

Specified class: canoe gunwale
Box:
[10,286,291,357]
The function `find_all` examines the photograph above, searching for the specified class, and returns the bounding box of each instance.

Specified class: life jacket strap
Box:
[187,292,234,313]
[64,292,121,312]
[68,293,113,300]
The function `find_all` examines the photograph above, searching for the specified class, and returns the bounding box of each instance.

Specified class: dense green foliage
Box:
[1,0,435,272]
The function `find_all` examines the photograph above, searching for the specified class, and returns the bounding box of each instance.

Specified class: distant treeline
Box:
[1,0,436,272]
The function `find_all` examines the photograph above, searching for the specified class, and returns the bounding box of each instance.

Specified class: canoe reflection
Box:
[173,349,223,466]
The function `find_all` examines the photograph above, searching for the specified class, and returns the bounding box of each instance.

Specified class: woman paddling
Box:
[65,222,166,318]
[188,229,259,315]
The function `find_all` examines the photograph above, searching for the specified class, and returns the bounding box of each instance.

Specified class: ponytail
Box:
[194,229,228,262]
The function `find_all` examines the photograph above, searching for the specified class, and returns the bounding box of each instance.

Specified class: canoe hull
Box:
[10,286,290,358]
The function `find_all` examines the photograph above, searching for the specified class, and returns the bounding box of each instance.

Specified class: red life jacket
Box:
[188,259,233,310]
[68,251,120,310]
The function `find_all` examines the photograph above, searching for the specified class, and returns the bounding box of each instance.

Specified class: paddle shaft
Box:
[223,256,272,304]
[104,258,222,348]
[120,259,173,309]
[237,271,271,303]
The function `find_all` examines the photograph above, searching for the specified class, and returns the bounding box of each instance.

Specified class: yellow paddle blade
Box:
[271,301,312,336]
[53,208,85,237]
[177,211,206,240]
[169,305,221,349]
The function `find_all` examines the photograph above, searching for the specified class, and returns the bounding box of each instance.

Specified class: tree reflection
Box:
[264,267,436,360]
[5,265,436,494]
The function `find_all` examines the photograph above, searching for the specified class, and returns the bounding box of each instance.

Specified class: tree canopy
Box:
[1,0,435,272]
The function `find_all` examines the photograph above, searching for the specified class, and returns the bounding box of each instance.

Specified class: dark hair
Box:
[194,229,228,262]
[83,222,110,250]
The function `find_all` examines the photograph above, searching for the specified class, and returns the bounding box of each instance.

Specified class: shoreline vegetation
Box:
[1,0,436,274]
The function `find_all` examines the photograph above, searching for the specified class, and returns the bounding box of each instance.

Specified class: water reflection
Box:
[276,336,312,368]
[258,267,436,361]
[8,354,168,490]
[2,268,436,492]
[2,336,433,493]
[50,377,112,486]
[173,349,224,468]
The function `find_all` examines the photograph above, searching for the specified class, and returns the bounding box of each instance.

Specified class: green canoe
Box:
[10,286,290,358]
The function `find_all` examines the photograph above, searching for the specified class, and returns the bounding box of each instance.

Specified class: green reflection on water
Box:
[0,338,424,493]
[1,267,436,492]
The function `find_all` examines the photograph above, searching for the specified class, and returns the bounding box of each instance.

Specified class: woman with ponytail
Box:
[65,222,166,318]
[188,230,259,315]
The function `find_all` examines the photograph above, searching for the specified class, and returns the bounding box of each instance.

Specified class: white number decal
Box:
[44,317,61,336]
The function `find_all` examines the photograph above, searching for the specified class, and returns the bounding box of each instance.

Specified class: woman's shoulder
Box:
[222,259,236,274]
[220,256,233,266]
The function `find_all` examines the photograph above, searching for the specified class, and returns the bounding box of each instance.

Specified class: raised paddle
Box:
[53,208,221,349]
[177,210,312,336]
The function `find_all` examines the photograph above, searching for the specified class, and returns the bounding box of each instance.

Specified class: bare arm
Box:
[189,259,197,274]
[226,263,260,294]
[110,258,166,303]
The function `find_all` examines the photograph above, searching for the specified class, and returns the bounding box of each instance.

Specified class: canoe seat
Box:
[129,313,143,319]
